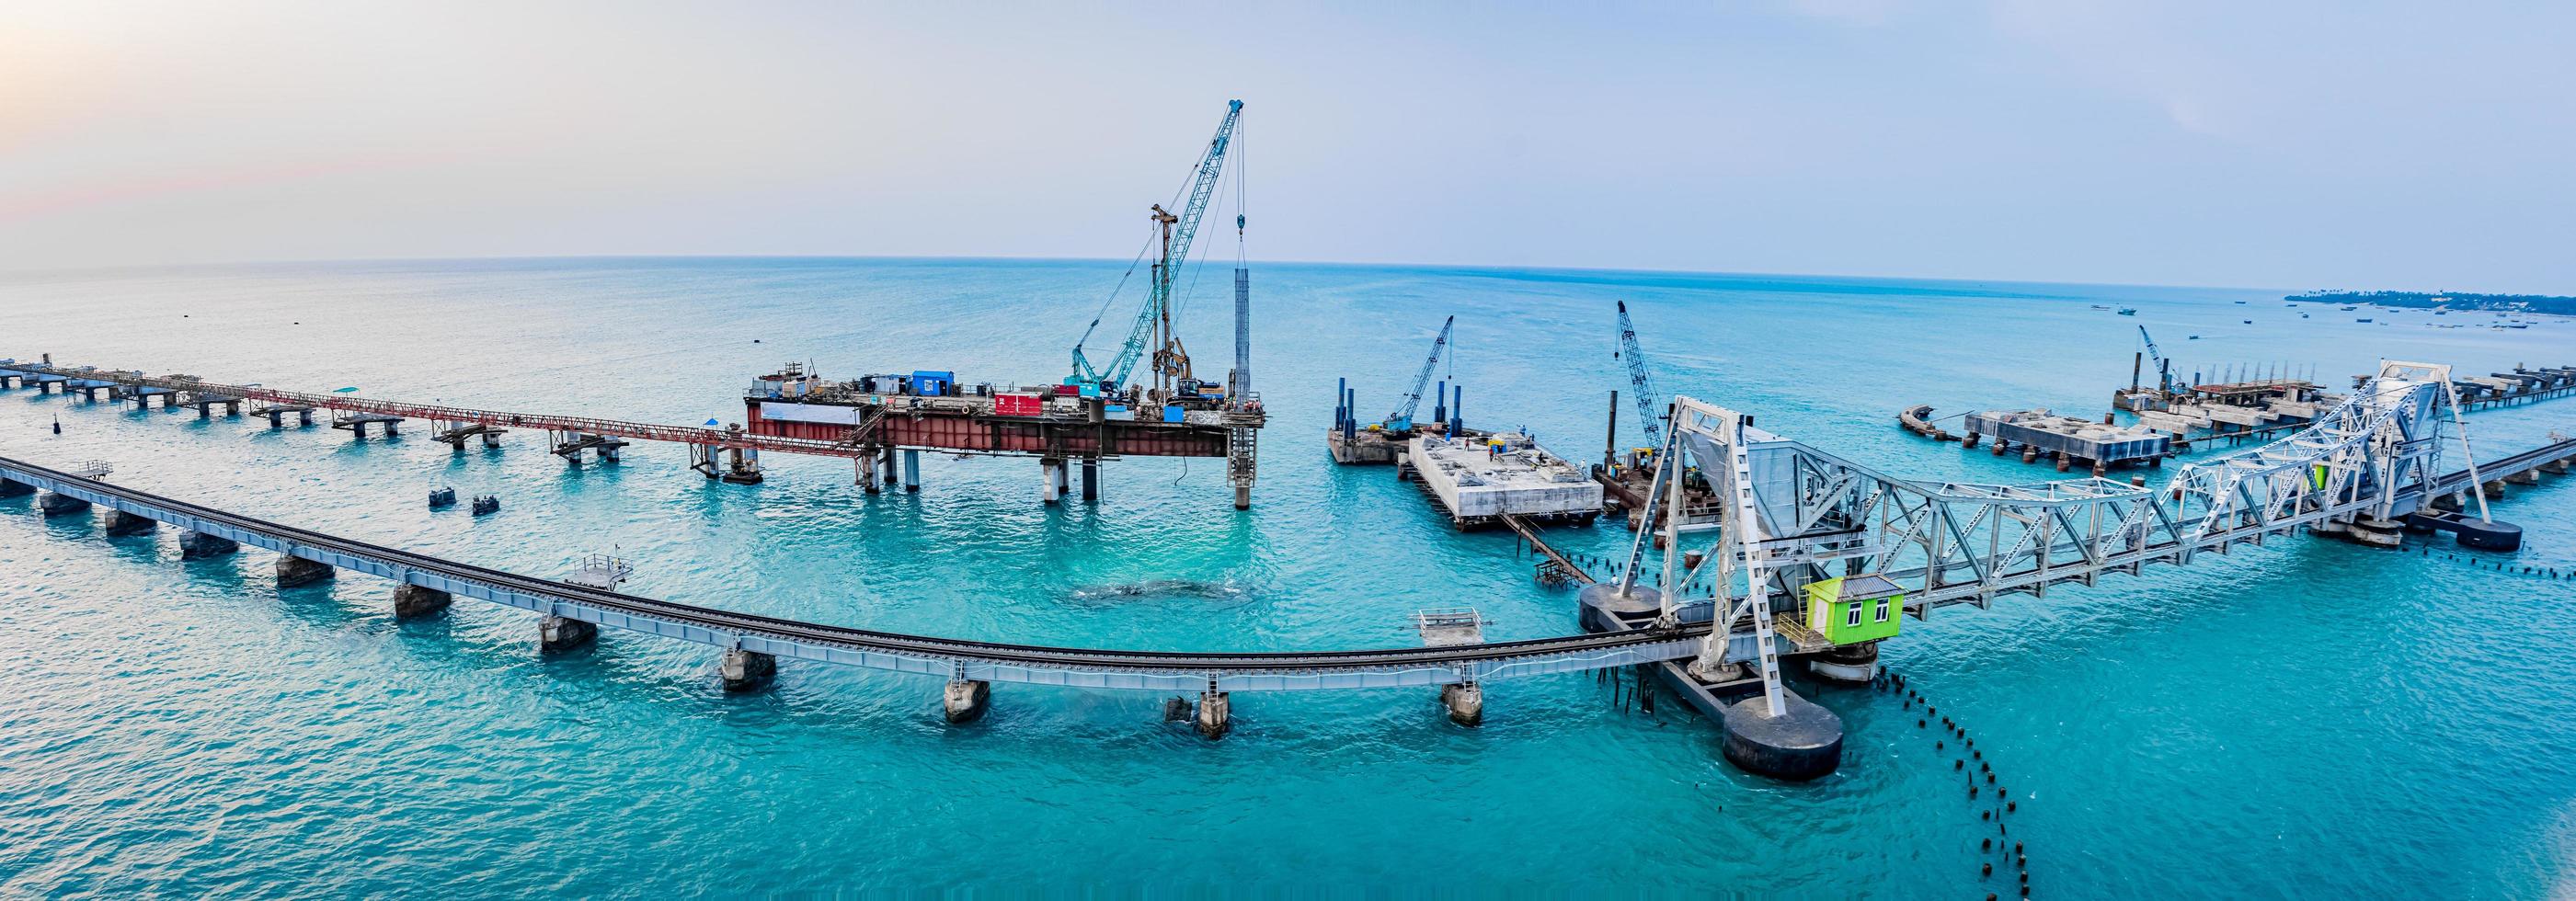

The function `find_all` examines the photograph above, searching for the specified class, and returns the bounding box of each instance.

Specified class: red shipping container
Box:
[994,393,1042,416]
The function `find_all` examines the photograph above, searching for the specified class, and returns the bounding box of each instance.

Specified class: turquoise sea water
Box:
[2,258,2571,896]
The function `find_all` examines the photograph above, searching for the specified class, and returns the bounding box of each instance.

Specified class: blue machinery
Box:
[1382,315,1454,433]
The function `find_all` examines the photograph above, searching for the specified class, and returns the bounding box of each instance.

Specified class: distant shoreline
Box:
[2291,290,2576,315]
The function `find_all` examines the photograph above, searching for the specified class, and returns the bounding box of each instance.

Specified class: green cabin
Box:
[1803,574,1905,645]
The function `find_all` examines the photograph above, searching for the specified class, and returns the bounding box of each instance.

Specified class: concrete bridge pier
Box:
[0,477,32,497]
[1807,641,1881,684]
[38,491,91,517]
[393,584,452,619]
[901,450,921,492]
[178,530,239,559]
[720,648,777,692]
[275,554,335,587]
[944,679,990,724]
[104,509,157,536]
[2481,481,2508,499]
[2349,518,2405,548]
[2506,469,2542,485]
[2546,458,2572,475]
[539,614,597,653]
[1195,690,1231,739]
[857,451,881,494]
[1440,682,1483,726]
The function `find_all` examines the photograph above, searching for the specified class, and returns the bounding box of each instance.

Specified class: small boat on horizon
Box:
[2356,318,2374,323]
[2117,307,2137,315]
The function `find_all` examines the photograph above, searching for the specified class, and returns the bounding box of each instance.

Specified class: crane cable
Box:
[1074,222,1161,357]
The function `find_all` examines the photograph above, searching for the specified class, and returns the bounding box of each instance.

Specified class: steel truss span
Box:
[0,457,1703,692]
[1647,360,2541,709]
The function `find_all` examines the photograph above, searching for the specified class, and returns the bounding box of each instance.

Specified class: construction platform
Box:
[1962,409,2172,473]
[742,363,1265,507]
[1403,432,1602,530]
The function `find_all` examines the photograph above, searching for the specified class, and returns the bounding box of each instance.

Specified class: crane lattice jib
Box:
[2136,325,2168,391]
[1617,302,1663,444]
[1388,316,1455,425]
[1073,100,1242,391]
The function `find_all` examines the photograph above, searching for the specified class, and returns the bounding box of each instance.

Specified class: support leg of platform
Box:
[1082,460,1099,502]
[1040,459,1062,505]
[902,449,921,493]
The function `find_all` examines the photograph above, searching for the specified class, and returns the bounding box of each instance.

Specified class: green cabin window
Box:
[1845,602,1862,628]
[1874,597,1891,622]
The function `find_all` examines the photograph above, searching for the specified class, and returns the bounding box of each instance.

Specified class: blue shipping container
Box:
[1162,405,1185,423]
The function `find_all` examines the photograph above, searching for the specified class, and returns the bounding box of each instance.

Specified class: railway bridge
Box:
[6,360,2570,773]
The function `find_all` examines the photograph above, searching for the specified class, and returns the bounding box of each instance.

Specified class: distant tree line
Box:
[2288,290,2576,315]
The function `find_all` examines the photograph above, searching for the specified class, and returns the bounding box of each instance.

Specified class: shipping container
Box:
[1162,405,1185,423]
[995,393,1043,416]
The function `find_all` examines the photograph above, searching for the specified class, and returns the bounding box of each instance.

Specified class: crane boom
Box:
[1070,99,1243,393]
[1616,302,1664,443]
[2137,325,2170,392]
[1386,316,1455,429]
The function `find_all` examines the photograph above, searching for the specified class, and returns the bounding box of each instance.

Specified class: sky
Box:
[2,1,2570,291]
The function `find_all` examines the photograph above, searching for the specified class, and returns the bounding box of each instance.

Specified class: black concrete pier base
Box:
[275,554,335,587]
[104,509,156,536]
[38,491,91,517]
[1196,690,1231,739]
[178,530,239,559]
[1720,692,1845,782]
[539,614,597,654]
[0,477,32,497]
[944,679,990,724]
[393,584,452,619]
[720,648,777,692]
[1807,642,1880,684]
[2452,518,2524,552]
[1441,682,1484,726]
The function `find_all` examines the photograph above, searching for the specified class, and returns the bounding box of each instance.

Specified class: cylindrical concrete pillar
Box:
[902,450,921,492]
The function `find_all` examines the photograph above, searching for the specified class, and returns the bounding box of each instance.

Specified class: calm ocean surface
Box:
[2,257,2571,896]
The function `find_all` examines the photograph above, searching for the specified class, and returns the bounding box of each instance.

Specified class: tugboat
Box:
[2117,307,2137,316]
[428,486,457,508]
[470,495,500,516]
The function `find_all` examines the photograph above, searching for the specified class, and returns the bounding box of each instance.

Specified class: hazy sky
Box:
[4,2,2569,291]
